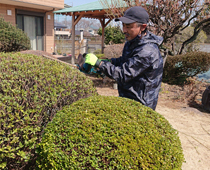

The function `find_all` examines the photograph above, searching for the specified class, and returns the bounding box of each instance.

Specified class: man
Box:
[85,6,163,110]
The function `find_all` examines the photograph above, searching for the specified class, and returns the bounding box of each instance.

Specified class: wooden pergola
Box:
[54,0,114,64]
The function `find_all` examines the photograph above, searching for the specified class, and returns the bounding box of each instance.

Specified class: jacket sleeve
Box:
[99,48,155,84]
[110,42,128,66]
[111,57,124,66]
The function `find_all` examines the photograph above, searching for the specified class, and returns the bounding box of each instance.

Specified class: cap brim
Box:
[115,17,136,24]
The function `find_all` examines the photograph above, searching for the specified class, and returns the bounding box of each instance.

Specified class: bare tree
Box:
[100,0,210,55]
[54,14,72,29]
[76,19,100,30]
[54,15,101,33]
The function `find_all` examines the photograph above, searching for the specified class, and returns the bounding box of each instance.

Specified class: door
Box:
[17,14,44,51]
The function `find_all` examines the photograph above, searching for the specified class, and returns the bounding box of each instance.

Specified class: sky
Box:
[64,0,98,7]
[60,0,119,27]
[58,0,117,28]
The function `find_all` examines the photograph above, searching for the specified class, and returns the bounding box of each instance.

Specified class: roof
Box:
[64,4,72,8]
[54,1,105,14]
[54,22,67,29]
[89,25,100,30]
[75,30,93,36]
[53,0,126,14]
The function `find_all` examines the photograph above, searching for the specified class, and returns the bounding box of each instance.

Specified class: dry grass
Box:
[160,78,209,110]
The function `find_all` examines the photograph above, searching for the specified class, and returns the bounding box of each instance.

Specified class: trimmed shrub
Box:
[104,43,124,59]
[0,52,98,169]
[163,51,210,85]
[98,26,125,45]
[37,96,184,170]
[95,53,105,59]
[93,49,105,59]
[0,17,31,52]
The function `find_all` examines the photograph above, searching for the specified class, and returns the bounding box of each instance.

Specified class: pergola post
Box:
[100,18,112,54]
[71,14,83,64]
[53,1,124,62]
[71,13,75,64]
[101,19,105,54]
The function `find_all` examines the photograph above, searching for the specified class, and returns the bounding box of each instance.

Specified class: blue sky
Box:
[64,0,98,7]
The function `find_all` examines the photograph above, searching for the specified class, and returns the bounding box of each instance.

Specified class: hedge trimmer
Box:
[77,53,105,78]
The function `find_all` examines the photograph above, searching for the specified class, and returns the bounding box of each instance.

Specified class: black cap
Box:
[115,6,149,24]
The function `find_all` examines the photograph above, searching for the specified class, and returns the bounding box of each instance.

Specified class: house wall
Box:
[0,4,16,25]
[0,1,63,53]
[45,11,54,54]
[16,0,63,9]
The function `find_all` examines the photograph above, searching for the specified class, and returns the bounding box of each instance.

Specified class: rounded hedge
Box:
[163,51,210,85]
[37,96,184,170]
[0,18,31,52]
[0,52,97,169]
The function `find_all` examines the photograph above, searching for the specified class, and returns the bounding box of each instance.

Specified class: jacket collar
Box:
[127,31,147,50]
[127,31,163,50]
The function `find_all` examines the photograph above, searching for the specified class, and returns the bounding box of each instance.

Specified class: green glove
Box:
[85,53,98,66]
[98,58,111,62]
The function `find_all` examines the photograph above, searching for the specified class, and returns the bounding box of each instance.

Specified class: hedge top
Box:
[38,96,184,170]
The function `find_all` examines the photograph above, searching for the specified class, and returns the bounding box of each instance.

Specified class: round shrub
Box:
[104,44,124,59]
[0,52,98,169]
[98,26,125,45]
[95,53,105,59]
[37,96,184,170]
[163,51,210,85]
[0,17,31,52]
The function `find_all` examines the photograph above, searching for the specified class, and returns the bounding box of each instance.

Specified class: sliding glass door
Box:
[17,14,44,51]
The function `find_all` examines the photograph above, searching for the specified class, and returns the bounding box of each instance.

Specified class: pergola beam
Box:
[68,10,106,17]
[56,6,114,64]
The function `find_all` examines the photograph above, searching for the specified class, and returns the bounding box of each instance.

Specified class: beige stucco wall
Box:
[0,4,16,25]
[16,0,64,9]
[0,2,59,53]
[45,11,55,54]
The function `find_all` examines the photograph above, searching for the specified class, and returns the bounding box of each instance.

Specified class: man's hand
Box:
[85,53,98,66]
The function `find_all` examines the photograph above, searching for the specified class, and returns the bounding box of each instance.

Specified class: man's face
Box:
[122,22,146,41]
[123,22,140,41]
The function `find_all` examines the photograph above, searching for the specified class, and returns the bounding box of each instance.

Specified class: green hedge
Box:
[95,53,105,59]
[0,18,31,52]
[37,96,184,170]
[163,51,210,85]
[0,52,98,169]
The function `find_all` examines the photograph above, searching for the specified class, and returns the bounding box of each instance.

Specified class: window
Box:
[16,10,44,51]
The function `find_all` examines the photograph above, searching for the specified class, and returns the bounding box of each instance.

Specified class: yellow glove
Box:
[85,53,98,66]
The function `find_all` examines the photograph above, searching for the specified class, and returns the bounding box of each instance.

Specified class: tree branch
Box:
[179,18,210,54]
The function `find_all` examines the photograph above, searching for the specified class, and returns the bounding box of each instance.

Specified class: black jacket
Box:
[99,31,163,110]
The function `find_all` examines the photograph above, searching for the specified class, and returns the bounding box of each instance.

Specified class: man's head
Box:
[115,6,149,41]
